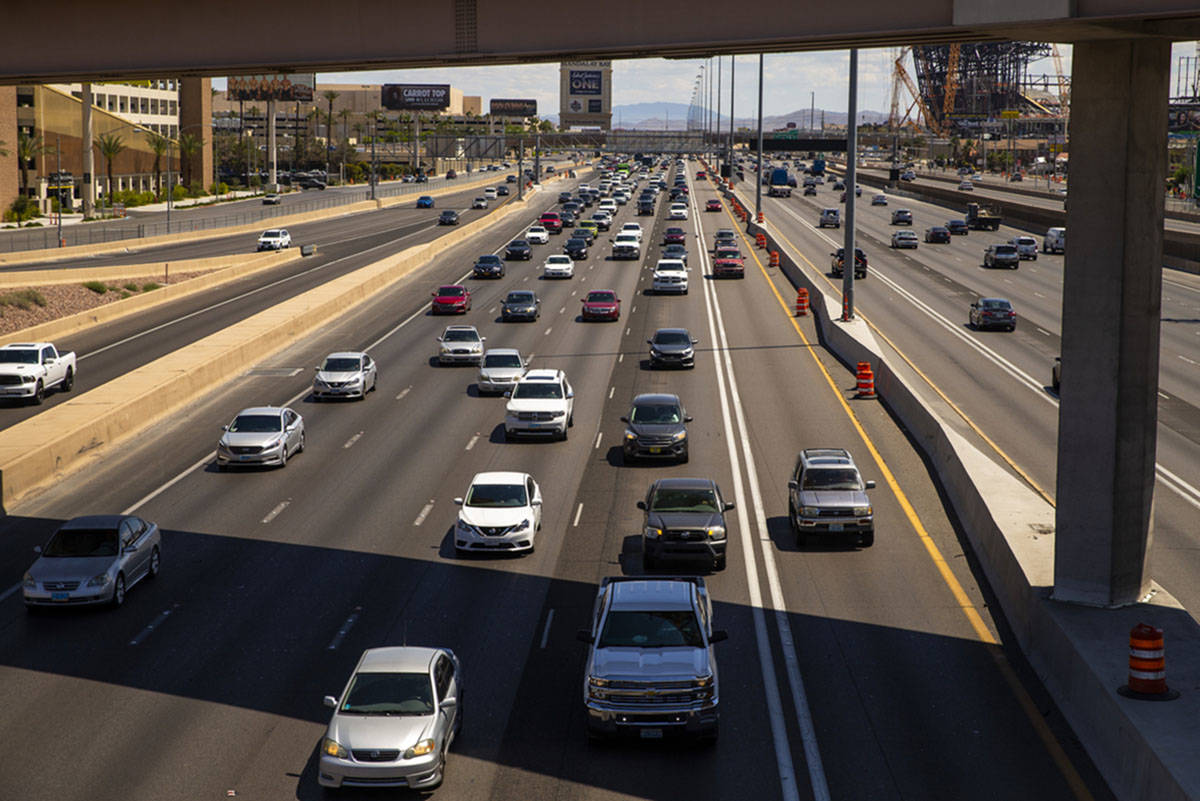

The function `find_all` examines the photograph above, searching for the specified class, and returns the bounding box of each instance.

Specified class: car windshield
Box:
[42,528,120,557]
[505,292,534,304]
[981,300,1012,310]
[666,228,684,235]
[443,329,479,342]
[513,382,563,399]
[653,331,692,346]
[439,287,465,297]
[547,256,571,265]
[261,231,281,239]
[716,249,740,259]
[0,350,39,364]
[802,468,862,490]
[598,610,704,648]
[484,353,522,368]
[650,487,719,512]
[587,292,616,303]
[995,245,1017,254]
[631,403,683,424]
[568,238,586,247]
[340,672,434,716]
[322,358,361,372]
[478,256,500,264]
[465,482,528,507]
[229,414,282,433]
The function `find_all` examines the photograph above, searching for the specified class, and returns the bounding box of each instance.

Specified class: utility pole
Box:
[717,57,722,175]
[56,136,63,246]
[755,54,764,219]
[517,137,524,201]
[81,82,94,217]
[535,128,541,184]
[842,49,859,321]
[267,99,277,192]
[166,138,173,233]
[810,91,815,134]
[370,112,377,200]
[729,55,736,172]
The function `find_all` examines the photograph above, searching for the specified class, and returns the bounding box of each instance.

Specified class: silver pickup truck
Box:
[576,576,726,742]
[0,342,77,404]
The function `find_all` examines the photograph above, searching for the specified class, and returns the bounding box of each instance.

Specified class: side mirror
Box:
[636,500,647,510]
[619,416,629,423]
[787,480,799,491]
[723,501,736,511]
[221,425,229,431]
[503,391,512,399]
[453,497,464,506]
[566,390,574,399]
[575,629,595,644]
[692,339,699,345]
[440,696,458,708]
[684,416,694,423]
[323,695,338,709]
[480,336,486,342]
[710,630,729,644]
[865,480,877,490]
[33,544,42,554]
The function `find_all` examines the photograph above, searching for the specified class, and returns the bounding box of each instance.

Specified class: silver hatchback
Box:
[216,406,305,469]
[319,647,462,791]
[23,514,161,609]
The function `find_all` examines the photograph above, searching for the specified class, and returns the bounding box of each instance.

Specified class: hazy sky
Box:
[217,43,1196,117]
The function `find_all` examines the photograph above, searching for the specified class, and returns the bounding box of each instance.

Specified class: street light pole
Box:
[842,49,860,321]
[728,55,736,172]
[166,138,173,234]
[370,113,377,201]
[755,54,763,219]
[56,136,63,246]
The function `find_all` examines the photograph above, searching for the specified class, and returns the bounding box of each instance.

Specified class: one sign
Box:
[382,84,451,111]
[569,70,602,95]
[490,98,537,117]
[227,74,315,102]
[560,60,612,129]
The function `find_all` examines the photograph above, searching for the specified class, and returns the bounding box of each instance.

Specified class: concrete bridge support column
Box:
[1054,38,1170,606]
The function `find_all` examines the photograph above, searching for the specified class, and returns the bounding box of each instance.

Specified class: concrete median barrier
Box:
[0,181,553,511]
[728,180,1200,801]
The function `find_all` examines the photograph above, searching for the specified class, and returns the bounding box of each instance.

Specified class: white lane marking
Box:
[625,327,631,336]
[1034,292,1046,298]
[261,500,290,524]
[465,434,479,450]
[123,451,215,514]
[523,275,529,281]
[539,609,555,649]
[396,386,412,400]
[129,605,177,646]
[632,305,637,313]
[690,177,812,801]
[1158,391,1170,400]
[594,431,602,449]
[559,306,566,314]
[608,386,615,399]
[489,306,497,314]
[544,326,553,336]
[617,353,623,363]
[328,608,362,650]
[413,501,434,526]
[1180,355,1198,366]
[0,582,21,604]
[343,431,364,449]
[571,290,578,296]
[1036,328,1051,336]
[573,502,583,527]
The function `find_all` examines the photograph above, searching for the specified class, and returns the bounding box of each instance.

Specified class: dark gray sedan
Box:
[648,328,698,369]
[23,515,161,609]
[501,290,540,322]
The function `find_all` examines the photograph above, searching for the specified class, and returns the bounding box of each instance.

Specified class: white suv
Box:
[651,259,689,294]
[454,471,542,555]
[257,228,291,250]
[668,202,688,220]
[543,254,575,279]
[504,368,574,441]
[526,226,550,244]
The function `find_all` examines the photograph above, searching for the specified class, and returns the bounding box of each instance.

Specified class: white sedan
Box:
[668,202,688,220]
[542,254,575,279]
[454,471,542,555]
[890,230,919,249]
[526,226,550,244]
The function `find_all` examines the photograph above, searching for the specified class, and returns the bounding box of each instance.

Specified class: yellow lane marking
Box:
[719,195,1093,801]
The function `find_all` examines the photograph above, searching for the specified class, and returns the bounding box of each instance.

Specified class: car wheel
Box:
[642,552,656,572]
[32,380,44,405]
[860,532,875,548]
[559,426,568,442]
[714,555,726,571]
[279,443,289,467]
[568,413,574,428]
[297,432,306,453]
[148,547,161,578]
[62,368,75,392]
[111,573,126,608]
[679,448,689,464]
[698,725,719,745]
[504,429,513,442]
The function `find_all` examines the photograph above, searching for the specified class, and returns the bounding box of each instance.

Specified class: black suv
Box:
[638,478,734,571]
[621,393,691,463]
[637,199,655,216]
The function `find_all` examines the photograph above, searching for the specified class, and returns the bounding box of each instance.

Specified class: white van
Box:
[1044,227,1066,254]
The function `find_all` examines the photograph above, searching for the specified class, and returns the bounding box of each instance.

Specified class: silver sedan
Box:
[23,514,161,609]
[319,647,462,790]
[313,351,377,400]
[216,406,305,469]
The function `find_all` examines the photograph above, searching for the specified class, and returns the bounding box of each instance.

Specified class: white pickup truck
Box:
[0,342,77,404]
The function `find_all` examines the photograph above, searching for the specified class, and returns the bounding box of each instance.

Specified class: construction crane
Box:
[942,44,961,123]
[891,47,942,135]
[1051,44,1070,118]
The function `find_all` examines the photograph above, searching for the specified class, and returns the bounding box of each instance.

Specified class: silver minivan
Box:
[818,208,840,229]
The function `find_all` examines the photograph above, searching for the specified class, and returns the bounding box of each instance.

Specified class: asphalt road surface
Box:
[0,163,1114,801]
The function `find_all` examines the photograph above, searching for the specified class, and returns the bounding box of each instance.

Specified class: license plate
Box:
[649,447,662,454]
[239,455,254,461]
[828,523,844,532]
[640,728,663,740]
[51,592,69,601]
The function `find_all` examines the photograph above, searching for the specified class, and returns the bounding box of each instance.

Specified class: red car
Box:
[696,171,707,179]
[705,199,722,212]
[712,247,745,278]
[539,212,563,234]
[662,227,687,245]
[580,289,621,321]
[431,284,471,314]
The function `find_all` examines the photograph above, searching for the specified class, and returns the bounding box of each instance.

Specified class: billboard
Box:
[1170,103,1200,133]
[560,60,612,130]
[226,74,315,102]
[382,84,451,111]
[490,98,537,117]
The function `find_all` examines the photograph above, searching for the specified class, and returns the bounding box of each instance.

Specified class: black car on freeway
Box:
[647,327,698,369]
[621,393,692,464]
[473,254,505,278]
[505,239,533,260]
[564,237,590,260]
[439,210,460,225]
[924,226,951,244]
[501,290,540,322]
[946,219,970,235]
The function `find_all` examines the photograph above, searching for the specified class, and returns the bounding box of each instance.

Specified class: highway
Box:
[744,169,1200,617]
[0,161,1113,800]
[0,181,549,429]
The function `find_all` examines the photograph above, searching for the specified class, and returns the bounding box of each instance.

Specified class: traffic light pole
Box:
[842,49,859,320]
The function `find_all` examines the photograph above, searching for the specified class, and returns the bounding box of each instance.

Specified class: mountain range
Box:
[545,101,887,130]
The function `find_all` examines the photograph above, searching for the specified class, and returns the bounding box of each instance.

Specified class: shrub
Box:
[172,185,187,201]
[0,289,48,310]
[141,282,162,291]
[7,196,40,222]
[82,280,108,294]
[123,282,139,292]
[187,182,206,198]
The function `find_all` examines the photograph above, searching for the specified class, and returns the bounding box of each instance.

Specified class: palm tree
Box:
[145,131,169,199]
[338,108,351,142]
[95,132,125,205]
[16,131,52,195]
[178,132,204,189]
[0,138,7,157]
[323,90,339,150]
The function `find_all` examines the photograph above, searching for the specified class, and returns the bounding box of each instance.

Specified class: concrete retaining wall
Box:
[0,250,291,288]
[729,181,1200,801]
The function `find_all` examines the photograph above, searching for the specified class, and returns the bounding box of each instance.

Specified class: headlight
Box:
[217,441,232,453]
[644,526,662,539]
[405,738,436,759]
[588,677,609,688]
[456,519,475,534]
[707,526,726,540]
[624,429,637,441]
[649,348,662,357]
[671,430,687,441]
[347,375,362,384]
[322,737,348,759]
[21,375,35,383]
[695,675,712,688]
[513,519,530,532]
[22,572,35,589]
[87,573,111,587]
[853,506,872,516]
[800,506,820,517]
